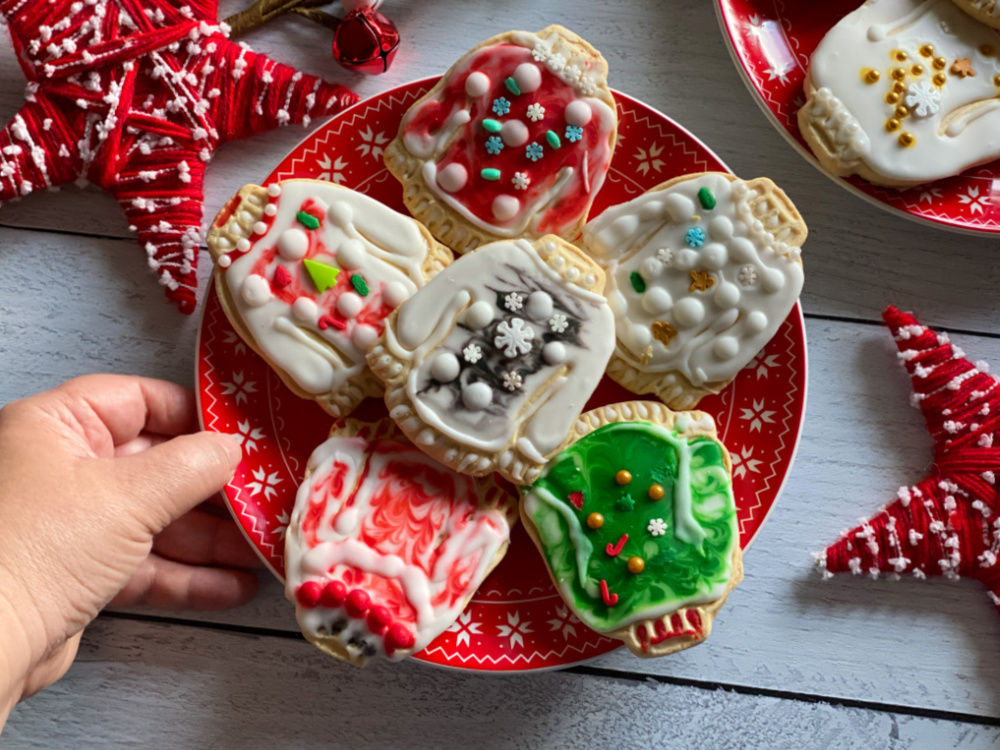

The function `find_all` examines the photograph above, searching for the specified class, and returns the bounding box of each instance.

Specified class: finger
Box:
[41,375,198,456]
[114,432,170,458]
[154,509,262,569]
[107,431,242,534]
[110,554,259,611]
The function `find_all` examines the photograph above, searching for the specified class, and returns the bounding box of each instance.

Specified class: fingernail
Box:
[222,433,243,468]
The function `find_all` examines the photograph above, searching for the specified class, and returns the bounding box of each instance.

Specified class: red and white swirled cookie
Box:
[285,419,517,666]
[384,25,617,253]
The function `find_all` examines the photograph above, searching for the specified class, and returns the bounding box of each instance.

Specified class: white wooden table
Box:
[4,1,1000,746]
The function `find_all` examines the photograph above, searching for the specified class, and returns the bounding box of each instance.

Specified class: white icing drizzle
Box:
[583,174,803,387]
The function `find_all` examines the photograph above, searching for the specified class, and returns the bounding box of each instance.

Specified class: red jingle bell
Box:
[332,6,400,75]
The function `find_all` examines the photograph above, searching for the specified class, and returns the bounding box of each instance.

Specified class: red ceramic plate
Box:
[716,0,1000,235]
[196,78,808,672]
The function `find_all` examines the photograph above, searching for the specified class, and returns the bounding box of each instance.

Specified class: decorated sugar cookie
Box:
[207,180,452,417]
[800,0,1000,187]
[366,235,616,484]
[952,0,1000,30]
[581,172,806,410]
[520,401,742,658]
[383,25,617,254]
[285,419,517,666]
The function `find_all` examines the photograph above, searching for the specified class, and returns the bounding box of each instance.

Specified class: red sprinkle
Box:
[367,605,392,635]
[345,589,371,618]
[319,580,347,608]
[605,533,628,557]
[568,491,584,510]
[385,623,415,652]
[296,581,323,608]
[272,265,292,289]
[318,315,346,331]
[600,579,618,607]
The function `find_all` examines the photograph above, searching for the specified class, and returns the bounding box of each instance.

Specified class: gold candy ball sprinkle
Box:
[886,92,900,104]
[982,44,996,56]
[933,57,947,70]
[627,557,645,575]
[895,104,909,118]
[648,484,665,500]
[994,74,1000,87]
[615,469,632,486]
[885,118,901,132]
[920,44,934,57]
[911,64,924,75]
[864,68,880,84]
[892,67,906,80]
[893,81,907,93]
[933,72,947,86]
[899,132,916,147]
[586,513,604,530]
[893,50,908,61]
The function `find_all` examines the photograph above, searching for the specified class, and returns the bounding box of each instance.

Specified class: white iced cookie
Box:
[581,172,806,410]
[206,180,453,417]
[799,0,1000,187]
[285,419,516,667]
[951,0,1000,32]
[367,234,616,484]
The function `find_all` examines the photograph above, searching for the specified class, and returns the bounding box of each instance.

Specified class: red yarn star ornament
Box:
[0,0,357,313]
[818,306,1000,612]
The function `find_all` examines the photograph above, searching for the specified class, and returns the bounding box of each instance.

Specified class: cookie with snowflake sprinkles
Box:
[799,0,1000,188]
[581,172,806,410]
[206,180,453,417]
[366,234,615,485]
[520,400,742,658]
[285,418,517,666]
[382,25,617,254]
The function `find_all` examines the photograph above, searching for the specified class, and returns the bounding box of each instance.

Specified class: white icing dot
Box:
[628,323,653,350]
[241,274,271,307]
[292,296,318,322]
[663,194,695,222]
[761,269,786,293]
[328,201,353,226]
[337,291,363,318]
[746,310,768,333]
[236,238,251,252]
[465,71,490,97]
[552,255,566,270]
[709,216,734,240]
[264,204,278,217]
[542,341,566,365]
[383,281,409,308]
[565,99,592,126]
[500,119,529,147]
[352,324,378,351]
[700,242,728,270]
[640,257,663,280]
[641,286,672,314]
[583,273,596,288]
[514,62,542,93]
[493,195,520,221]
[674,249,698,270]
[431,352,460,382]
[714,281,740,308]
[437,162,468,193]
[729,237,757,263]
[218,254,232,268]
[526,291,553,321]
[673,297,705,328]
[464,300,495,329]
[714,336,739,360]
[267,184,281,197]
[462,381,493,410]
[253,221,268,235]
[639,201,663,221]
[336,239,366,269]
[539,241,556,258]
[277,228,309,260]
[565,267,580,282]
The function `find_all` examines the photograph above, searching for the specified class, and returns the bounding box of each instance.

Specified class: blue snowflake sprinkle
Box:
[486,135,504,155]
[685,227,706,248]
[492,97,511,116]
[526,142,544,161]
[565,125,583,142]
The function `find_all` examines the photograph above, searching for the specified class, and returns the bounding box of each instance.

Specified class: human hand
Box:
[0,375,259,726]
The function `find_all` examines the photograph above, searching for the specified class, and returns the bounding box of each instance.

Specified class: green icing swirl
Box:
[523,421,737,633]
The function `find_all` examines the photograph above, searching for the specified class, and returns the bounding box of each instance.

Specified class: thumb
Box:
[108,431,242,534]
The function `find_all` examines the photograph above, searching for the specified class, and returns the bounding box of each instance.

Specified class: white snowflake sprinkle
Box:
[532,45,550,62]
[905,81,941,118]
[656,248,673,265]
[549,313,568,333]
[738,265,758,286]
[495,318,535,358]
[463,343,483,364]
[647,518,667,536]
[503,371,523,391]
[504,292,524,312]
[563,64,581,81]
[512,172,530,190]
[526,103,545,122]
[546,53,567,72]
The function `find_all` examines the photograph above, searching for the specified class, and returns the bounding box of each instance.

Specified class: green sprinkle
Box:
[505,77,521,96]
[545,129,561,148]
[350,273,369,297]
[296,211,320,230]
[482,118,502,133]
[697,187,716,210]
[615,491,635,512]
[481,168,501,181]
[629,271,646,294]
[303,258,340,293]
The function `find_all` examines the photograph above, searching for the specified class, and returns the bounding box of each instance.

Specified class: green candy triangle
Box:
[303,258,340,293]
